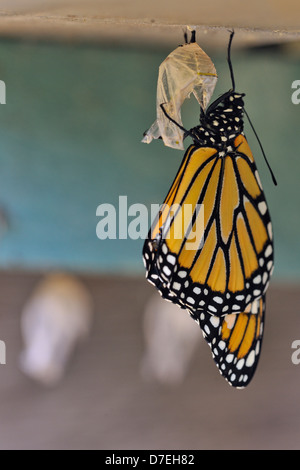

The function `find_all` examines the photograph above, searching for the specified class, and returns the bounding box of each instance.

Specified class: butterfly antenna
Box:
[244,108,277,186]
[227,30,236,91]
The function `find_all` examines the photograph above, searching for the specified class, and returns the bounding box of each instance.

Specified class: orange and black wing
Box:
[198,296,265,388]
[143,135,274,316]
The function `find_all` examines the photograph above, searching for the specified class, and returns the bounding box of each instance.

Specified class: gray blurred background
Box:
[0,0,299,450]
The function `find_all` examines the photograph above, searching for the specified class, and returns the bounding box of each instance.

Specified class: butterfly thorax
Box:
[189,92,245,154]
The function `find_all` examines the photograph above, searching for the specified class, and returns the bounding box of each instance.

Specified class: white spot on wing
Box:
[163,266,171,276]
[246,350,255,367]
[210,316,220,328]
[258,201,267,215]
[204,324,210,335]
[167,254,176,265]
[265,245,273,257]
[262,272,268,284]
[267,260,273,271]
[178,271,187,278]
[251,300,259,314]
[226,354,234,363]
[267,222,273,240]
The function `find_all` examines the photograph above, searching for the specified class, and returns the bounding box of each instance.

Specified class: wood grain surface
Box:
[0,1,300,46]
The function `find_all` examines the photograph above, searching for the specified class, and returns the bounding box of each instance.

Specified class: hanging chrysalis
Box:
[142,30,218,150]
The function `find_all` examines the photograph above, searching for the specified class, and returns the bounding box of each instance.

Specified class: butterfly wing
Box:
[143,135,274,316]
[196,295,265,388]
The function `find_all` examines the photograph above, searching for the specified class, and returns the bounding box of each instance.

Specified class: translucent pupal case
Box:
[142,41,218,150]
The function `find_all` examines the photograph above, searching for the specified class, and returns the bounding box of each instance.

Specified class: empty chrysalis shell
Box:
[142,40,218,150]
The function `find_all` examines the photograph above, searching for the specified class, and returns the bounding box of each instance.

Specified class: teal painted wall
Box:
[0,39,298,280]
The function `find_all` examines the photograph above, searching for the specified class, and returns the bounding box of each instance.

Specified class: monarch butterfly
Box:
[143,31,275,387]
